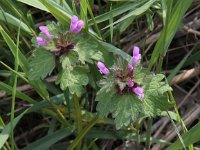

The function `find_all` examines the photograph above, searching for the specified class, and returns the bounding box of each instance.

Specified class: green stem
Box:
[10,21,21,150]
[166,78,193,150]
[0,61,28,83]
[135,121,140,150]
[0,117,11,150]
[73,95,82,150]
[146,118,153,150]
[64,89,71,119]
[46,97,72,129]
[67,116,98,150]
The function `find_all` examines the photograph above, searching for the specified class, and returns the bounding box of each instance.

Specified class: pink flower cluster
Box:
[128,46,144,99]
[69,16,84,34]
[36,15,84,46]
[97,46,144,99]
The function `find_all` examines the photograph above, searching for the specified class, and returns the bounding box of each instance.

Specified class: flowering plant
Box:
[28,16,103,96]
[96,47,173,129]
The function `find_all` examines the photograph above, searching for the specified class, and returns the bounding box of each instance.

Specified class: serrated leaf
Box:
[142,74,173,116]
[96,71,173,129]
[113,95,143,129]
[59,67,89,97]
[74,33,103,64]
[28,48,55,80]
[60,51,78,70]
[133,65,150,84]
[96,85,116,118]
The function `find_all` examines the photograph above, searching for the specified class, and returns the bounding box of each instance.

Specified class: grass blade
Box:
[0,11,32,34]
[10,21,21,150]
[148,0,193,70]
[166,121,200,150]
[0,26,28,72]
[23,128,72,150]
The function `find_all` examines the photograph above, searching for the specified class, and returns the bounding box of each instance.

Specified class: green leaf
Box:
[0,11,32,34]
[23,128,72,150]
[142,74,173,117]
[0,95,71,149]
[0,109,29,149]
[149,0,193,70]
[60,51,78,70]
[96,70,173,129]
[17,0,49,12]
[104,0,156,29]
[88,0,146,25]
[58,67,89,97]
[0,81,36,104]
[74,33,103,64]
[166,121,200,150]
[96,78,116,118]
[28,48,55,80]
[39,0,72,24]
[0,26,28,72]
[113,95,143,129]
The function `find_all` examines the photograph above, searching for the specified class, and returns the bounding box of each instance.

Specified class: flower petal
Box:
[39,26,52,40]
[132,86,144,99]
[36,37,47,46]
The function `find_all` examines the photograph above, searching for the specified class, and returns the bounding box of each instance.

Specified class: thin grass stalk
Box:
[10,22,21,150]
[10,21,21,150]
[135,121,140,150]
[86,0,102,38]
[71,0,78,15]
[167,111,187,150]
[73,95,82,150]
[0,61,28,83]
[146,117,153,150]
[67,116,98,150]
[64,89,71,119]
[0,117,11,150]
[45,97,72,129]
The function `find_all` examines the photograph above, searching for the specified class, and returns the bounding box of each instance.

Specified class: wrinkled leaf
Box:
[28,48,55,80]
[58,67,89,97]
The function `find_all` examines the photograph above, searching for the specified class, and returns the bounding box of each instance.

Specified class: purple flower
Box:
[97,61,109,75]
[128,65,133,74]
[36,37,47,46]
[69,16,84,34]
[132,86,144,99]
[128,81,134,87]
[132,46,141,67]
[39,26,52,40]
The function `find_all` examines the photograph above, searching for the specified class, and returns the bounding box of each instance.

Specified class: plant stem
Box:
[67,116,98,150]
[46,97,72,129]
[73,95,82,150]
[135,121,140,150]
[146,117,153,150]
[10,21,21,150]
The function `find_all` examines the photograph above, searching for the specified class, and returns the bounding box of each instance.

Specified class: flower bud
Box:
[97,61,110,75]
[36,37,47,46]
[69,16,84,34]
[39,26,52,40]
[132,46,141,67]
[132,86,144,99]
